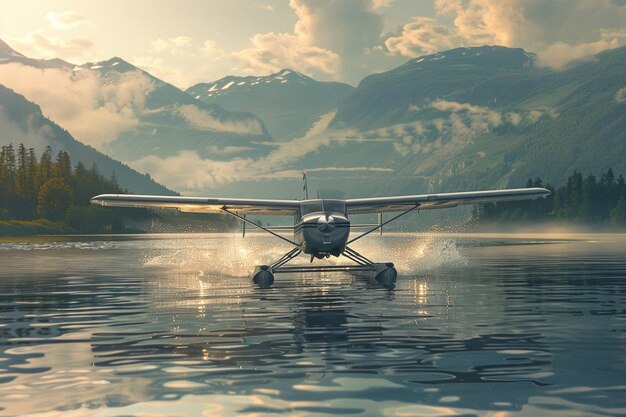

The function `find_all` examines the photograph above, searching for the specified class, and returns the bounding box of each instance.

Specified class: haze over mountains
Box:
[1,38,624,199]
[0,39,270,161]
[187,70,354,140]
[80,57,271,162]
[0,84,173,195]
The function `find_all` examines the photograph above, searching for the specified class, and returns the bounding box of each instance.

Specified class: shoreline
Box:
[2,229,626,243]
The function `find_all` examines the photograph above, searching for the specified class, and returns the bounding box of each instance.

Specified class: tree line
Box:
[0,143,133,233]
[473,169,626,226]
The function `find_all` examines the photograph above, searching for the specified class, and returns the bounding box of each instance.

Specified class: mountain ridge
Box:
[187,69,355,140]
[0,38,73,69]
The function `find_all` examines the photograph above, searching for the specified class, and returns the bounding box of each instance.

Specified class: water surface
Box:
[0,233,625,416]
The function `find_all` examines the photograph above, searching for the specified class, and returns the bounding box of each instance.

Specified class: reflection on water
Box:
[0,233,625,416]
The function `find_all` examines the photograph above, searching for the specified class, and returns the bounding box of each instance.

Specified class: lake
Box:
[0,233,625,416]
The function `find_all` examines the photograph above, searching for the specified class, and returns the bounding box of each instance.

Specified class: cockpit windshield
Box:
[300,199,346,216]
[300,200,323,215]
[324,199,346,215]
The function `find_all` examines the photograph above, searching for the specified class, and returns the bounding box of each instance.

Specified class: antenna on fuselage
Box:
[302,170,309,200]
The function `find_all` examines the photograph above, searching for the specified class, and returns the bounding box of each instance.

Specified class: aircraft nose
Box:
[317,215,335,232]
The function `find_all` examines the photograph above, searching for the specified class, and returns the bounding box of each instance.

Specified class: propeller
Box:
[317,215,335,232]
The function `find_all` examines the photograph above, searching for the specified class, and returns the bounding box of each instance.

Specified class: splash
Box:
[142,234,299,277]
[142,233,466,277]
[348,234,467,274]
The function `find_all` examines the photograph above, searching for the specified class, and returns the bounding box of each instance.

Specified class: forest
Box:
[473,169,626,226]
[0,143,240,236]
[3,143,626,236]
[0,143,138,235]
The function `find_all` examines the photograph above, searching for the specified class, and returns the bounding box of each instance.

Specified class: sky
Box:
[1,0,625,88]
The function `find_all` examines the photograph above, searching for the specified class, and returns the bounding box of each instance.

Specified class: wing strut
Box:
[347,204,419,245]
[343,246,374,266]
[222,208,299,248]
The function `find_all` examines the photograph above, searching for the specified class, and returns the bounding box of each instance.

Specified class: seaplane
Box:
[91,173,550,288]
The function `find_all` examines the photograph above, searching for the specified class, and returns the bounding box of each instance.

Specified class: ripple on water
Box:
[0,234,625,417]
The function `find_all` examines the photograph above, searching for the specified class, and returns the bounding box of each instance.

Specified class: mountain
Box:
[187,69,354,140]
[330,46,543,130]
[2,39,624,206]
[0,84,174,195]
[207,45,625,205]
[0,39,71,69]
[318,45,626,193]
[77,57,272,162]
[0,40,272,166]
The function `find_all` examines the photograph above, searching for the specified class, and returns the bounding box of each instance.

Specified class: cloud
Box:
[381,99,556,156]
[408,104,420,112]
[0,105,50,153]
[385,17,467,56]
[132,150,255,191]
[130,56,171,79]
[433,0,526,46]
[273,167,394,177]
[131,54,213,90]
[0,63,154,147]
[535,29,626,69]
[133,147,396,193]
[231,0,388,82]
[231,32,340,79]
[616,87,626,103]
[45,10,91,30]
[133,37,227,87]
[291,0,384,80]
[291,0,382,52]
[132,112,345,192]
[260,4,275,12]
[506,112,522,126]
[371,0,393,9]
[386,0,626,69]
[430,99,502,129]
[177,104,264,135]
[205,145,256,156]
[151,36,194,55]
[199,40,225,58]
[7,31,93,61]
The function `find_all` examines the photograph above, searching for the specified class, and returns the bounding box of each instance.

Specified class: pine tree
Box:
[38,146,53,186]
[54,150,72,182]
[0,144,17,215]
[15,144,37,219]
[37,178,74,221]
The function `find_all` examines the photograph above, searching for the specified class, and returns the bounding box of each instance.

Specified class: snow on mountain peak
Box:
[192,69,313,98]
[409,46,536,68]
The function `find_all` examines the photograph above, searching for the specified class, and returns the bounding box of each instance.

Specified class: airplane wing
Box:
[90,194,300,215]
[345,187,550,214]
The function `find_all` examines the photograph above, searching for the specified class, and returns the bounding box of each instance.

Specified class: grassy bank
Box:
[0,219,72,236]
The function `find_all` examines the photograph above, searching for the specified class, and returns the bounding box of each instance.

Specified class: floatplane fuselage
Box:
[296,199,350,259]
